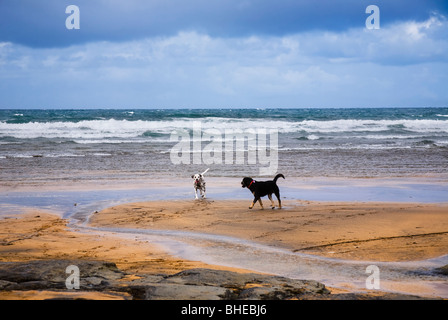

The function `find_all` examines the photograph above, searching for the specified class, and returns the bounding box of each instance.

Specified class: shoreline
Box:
[1,176,448,222]
[2,175,448,193]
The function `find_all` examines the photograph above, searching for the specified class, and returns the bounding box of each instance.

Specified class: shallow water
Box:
[2,176,447,216]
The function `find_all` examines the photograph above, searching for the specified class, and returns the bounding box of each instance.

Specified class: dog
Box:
[241,174,285,209]
[192,168,210,199]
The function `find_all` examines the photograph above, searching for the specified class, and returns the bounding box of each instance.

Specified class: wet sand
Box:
[91,199,448,262]
[1,199,447,299]
[0,210,249,274]
[0,210,252,300]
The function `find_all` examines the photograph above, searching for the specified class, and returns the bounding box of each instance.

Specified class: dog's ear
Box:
[199,174,202,177]
[191,175,194,179]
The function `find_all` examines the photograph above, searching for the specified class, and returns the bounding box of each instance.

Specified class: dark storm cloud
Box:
[1,0,447,48]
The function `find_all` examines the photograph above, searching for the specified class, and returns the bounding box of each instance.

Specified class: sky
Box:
[0,0,447,109]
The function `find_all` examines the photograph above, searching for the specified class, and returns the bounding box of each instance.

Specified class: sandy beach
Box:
[90,199,448,263]
[1,197,447,300]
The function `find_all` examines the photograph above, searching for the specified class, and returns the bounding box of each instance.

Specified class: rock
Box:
[144,284,228,300]
[161,268,256,287]
[303,292,440,300]
[1,260,439,300]
[160,268,329,300]
[435,264,448,275]
[0,260,125,291]
[238,286,287,300]
[0,280,15,290]
[0,260,332,300]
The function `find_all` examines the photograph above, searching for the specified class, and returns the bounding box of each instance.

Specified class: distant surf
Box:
[1,108,448,185]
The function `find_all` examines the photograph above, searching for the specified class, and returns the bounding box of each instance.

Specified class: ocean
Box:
[1,108,448,188]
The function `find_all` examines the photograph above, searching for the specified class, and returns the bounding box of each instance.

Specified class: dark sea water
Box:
[1,108,448,187]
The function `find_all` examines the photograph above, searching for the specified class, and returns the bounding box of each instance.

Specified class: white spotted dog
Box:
[191,168,210,199]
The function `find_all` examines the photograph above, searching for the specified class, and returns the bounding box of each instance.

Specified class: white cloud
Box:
[0,14,447,108]
[297,13,448,65]
[402,14,444,40]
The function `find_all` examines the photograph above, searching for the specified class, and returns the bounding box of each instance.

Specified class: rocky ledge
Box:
[0,260,440,300]
[435,264,448,275]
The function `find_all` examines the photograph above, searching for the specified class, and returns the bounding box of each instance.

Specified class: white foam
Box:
[73,139,148,144]
[45,153,85,158]
[294,119,448,134]
[5,154,34,158]
[91,153,112,157]
[1,118,447,140]
[278,144,413,151]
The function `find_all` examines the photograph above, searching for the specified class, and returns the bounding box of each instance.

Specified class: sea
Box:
[1,107,448,188]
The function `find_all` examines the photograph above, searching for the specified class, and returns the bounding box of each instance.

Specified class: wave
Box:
[278,145,414,151]
[72,139,149,144]
[1,153,114,159]
[1,118,447,140]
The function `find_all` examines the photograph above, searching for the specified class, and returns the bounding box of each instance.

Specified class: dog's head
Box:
[241,177,253,188]
[192,173,203,185]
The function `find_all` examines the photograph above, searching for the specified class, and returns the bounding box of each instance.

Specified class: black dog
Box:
[241,174,285,209]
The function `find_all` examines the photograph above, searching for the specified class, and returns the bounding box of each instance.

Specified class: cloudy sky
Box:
[0,0,447,108]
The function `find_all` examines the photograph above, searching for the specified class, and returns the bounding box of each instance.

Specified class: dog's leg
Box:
[258,198,264,209]
[275,190,282,209]
[249,197,260,209]
[194,188,199,200]
[249,200,255,209]
[268,194,275,209]
[250,196,263,209]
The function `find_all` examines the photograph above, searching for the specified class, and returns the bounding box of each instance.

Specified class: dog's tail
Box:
[273,173,285,183]
[201,168,210,175]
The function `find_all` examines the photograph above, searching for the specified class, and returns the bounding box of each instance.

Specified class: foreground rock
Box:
[0,260,327,300]
[154,268,328,300]
[435,264,448,275]
[0,260,439,300]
